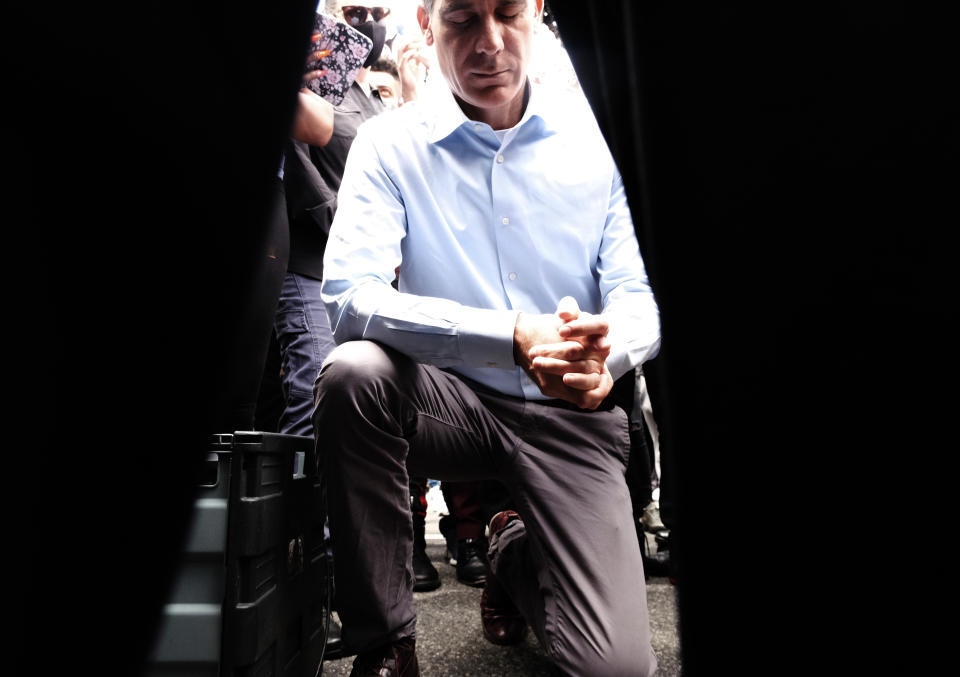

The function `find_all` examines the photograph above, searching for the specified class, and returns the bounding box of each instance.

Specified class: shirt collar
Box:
[424,78,551,144]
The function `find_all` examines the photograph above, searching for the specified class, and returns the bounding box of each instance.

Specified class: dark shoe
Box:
[481,574,527,645]
[412,544,441,592]
[455,537,488,587]
[640,528,671,578]
[349,636,420,677]
[480,510,527,645]
[412,510,441,592]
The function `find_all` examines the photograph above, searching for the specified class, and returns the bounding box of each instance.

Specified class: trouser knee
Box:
[312,340,412,464]
[313,340,397,397]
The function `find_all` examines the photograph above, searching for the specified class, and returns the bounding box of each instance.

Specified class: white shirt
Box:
[321,79,661,399]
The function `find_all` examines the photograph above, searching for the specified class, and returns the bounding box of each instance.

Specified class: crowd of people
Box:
[236,2,672,675]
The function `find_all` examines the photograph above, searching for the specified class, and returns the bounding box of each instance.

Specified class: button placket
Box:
[491,143,522,302]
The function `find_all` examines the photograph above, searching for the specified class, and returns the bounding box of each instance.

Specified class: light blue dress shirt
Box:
[321,78,660,400]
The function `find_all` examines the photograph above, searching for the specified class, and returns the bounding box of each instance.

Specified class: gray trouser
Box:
[313,341,657,676]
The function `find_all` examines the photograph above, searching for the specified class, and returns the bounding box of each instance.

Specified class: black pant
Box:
[314,340,656,676]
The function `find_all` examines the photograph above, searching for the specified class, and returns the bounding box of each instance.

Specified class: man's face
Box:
[368,70,401,107]
[419,0,542,127]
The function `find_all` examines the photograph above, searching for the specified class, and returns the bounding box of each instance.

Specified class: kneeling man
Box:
[316,1,661,675]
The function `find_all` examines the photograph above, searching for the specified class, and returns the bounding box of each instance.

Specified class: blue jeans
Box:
[273,272,336,436]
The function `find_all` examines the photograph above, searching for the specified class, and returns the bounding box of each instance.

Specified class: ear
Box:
[417,5,434,46]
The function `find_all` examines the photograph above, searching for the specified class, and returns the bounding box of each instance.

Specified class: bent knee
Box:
[314,341,396,393]
[313,340,419,419]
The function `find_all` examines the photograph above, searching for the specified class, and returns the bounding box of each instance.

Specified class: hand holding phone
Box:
[303,13,373,106]
[303,32,330,82]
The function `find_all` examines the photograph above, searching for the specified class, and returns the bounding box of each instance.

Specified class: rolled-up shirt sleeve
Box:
[321,125,520,369]
[598,170,662,381]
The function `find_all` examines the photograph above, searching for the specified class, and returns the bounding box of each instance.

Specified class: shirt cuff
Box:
[457,308,521,369]
[606,346,633,382]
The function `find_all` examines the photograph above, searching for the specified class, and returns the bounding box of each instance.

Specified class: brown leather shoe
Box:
[481,510,527,645]
[348,636,420,677]
[481,576,527,645]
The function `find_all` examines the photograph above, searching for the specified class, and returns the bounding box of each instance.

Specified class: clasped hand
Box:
[513,297,613,410]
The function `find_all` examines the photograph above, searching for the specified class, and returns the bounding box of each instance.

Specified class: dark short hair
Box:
[370,57,400,80]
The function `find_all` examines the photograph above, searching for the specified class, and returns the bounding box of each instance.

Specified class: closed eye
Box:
[443,11,475,26]
[497,1,525,20]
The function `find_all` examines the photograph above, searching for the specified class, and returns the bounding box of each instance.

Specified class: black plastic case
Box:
[145,432,330,676]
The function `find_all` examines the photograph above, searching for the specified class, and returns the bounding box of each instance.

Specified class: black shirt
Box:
[283,81,386,280]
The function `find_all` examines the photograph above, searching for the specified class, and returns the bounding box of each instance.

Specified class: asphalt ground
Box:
[320,487,681,676]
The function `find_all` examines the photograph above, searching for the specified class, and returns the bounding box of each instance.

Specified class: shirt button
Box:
[508,272,517,281]
[496,154,504,164]
[474,123,482,131]
[501,217,510,225]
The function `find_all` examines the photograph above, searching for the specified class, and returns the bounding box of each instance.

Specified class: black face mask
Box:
[353,21,386,68]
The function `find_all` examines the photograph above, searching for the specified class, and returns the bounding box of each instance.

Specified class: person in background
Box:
[237,7,344,436]
[274,1,407,437]
[275,0,443,606]
[368,57,403,107]
[439,479,513,586]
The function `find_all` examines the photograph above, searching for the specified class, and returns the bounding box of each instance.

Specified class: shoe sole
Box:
[456,573,487,588]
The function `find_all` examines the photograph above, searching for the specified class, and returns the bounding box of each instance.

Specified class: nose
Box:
[475,15,504,55]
